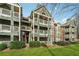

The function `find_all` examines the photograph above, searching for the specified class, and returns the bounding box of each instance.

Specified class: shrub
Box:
[71,41,79,44]
[0,43,7,51]
[41,43,47,47]
[29,41,41,47]
[9,41,26,49]
[55,41,70,46]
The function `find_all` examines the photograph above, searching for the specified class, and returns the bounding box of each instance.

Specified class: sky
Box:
[20,3,79,24]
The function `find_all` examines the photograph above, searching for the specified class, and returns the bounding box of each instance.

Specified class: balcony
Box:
[0,8,11,17]
[0,24,11,32]
[21,25,31,31]
[39,19,48,25]
[39,30,48,36]
[39,19,51,28]
[0,8,19,21]
[13,26,19,35]
[34,18,38,25]
[65,35,69,38]
[65,29,69,32]
[31,29,38,36]
[71,29,75,32]
[0,24,19,35]
[0,24,11,35]
[13,11,19,21]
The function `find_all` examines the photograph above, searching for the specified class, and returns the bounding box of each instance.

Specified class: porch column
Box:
[37,14,40,41]
[47,17,52,45]
[50,18,53,45]
[19,7,21,41]
[29,18,31,42]
[11,5,14,41]
[33,11,35,41]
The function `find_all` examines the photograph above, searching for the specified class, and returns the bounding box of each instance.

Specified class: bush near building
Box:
[0,43,7,51]
[55,41,70,46]
[29,41,41,47]
[9,41,26,49]
[70,41,79,44]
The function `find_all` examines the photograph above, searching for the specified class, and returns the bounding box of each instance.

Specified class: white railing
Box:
[14,26,19,31]
[0,8,19,18]
[13,26,19,34]
[0,24,11,32]
[65,29,69,32]
[40,30,48,34]
[21,26,31,30]
[0,24,19,35]
[71,29,75,32]
[13,12,19,18]
[39,19,48,25]
[65,35,69,38]
[0,8,11,17]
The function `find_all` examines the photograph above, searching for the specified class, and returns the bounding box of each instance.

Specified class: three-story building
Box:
[29,6,53,45]
[0,3,21,44]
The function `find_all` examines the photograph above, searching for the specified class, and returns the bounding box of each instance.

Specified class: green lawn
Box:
[0,44,79,56]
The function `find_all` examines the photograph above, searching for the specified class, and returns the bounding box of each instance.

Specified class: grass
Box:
[0,44,79,56]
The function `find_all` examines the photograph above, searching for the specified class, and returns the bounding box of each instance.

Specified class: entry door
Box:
[25,33,29,43]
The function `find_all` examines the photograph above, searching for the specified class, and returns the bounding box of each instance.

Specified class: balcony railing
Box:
[39,19,48,25]
[0,8,11,17]
[13,26,19,34]
[65,29,69,32]
[0,24,19,33]
[65,35,69,38]
[0,24,11,32]
[0,8,19,18]
[21,26,31,31]
[14,26,19,31]
[13,12,19,18]
[40,30,48,34]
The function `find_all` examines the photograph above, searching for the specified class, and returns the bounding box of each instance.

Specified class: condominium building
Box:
[0,3,54,45]
[0,3,21,44]
[29,6,53,45]
[63,17,78,42]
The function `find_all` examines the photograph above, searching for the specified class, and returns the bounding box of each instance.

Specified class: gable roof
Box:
[13,3,20,6]
[31,6,52,17]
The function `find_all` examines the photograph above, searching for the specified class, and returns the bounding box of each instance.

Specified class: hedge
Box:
[29,41,41,47]
[0,43,7,51]
[55,41,70,46]
[9,41,26,49]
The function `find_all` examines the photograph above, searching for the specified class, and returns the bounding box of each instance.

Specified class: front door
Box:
[26,37,29,43]
[25,32,29,43]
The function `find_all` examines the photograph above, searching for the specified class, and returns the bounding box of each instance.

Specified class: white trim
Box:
[19,7,21,41]
[34,11,51,18]
[7,3,21,7]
